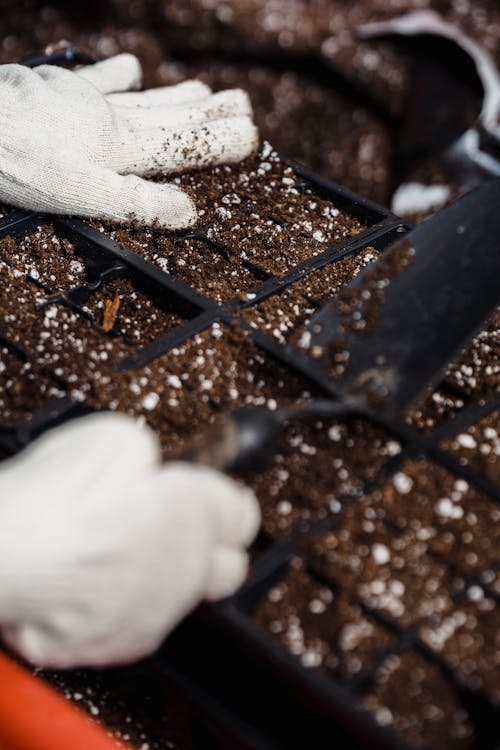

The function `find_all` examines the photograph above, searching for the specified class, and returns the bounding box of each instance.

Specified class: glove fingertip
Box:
[205,548,249,601]
[140,183,198,229]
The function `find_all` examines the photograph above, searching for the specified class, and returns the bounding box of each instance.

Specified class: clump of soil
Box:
[254,557,393,678]
[0,226,87,291]
[81,278,187,344]
[441,411,500,485]
[362,650,473,750]
[248,416,400,538]
[241,246,380,344]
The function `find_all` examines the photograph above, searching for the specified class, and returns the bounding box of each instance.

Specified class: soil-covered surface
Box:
[91,144,366,281]
[441,410,500,485]
[362,650,474,750]
[241,246,380,343]
[254,557,393,678]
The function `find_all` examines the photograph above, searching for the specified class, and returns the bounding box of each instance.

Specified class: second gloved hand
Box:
[0,53,258,228]
[0,413,260,668]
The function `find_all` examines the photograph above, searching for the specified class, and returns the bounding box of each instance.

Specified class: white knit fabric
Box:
[0,414,260,668]
[0,53,258,228]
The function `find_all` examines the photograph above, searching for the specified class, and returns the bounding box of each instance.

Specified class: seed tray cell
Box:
[239,244,381,344]
[145,235,269,303]
[0,225,88,292]
[443,307,500,404]
[365,456,500,578]
[361,649,475,750]
[150,322,321,414]
[248,414,400,539]
[252,557,395,681]
[403,307,499,435]
[78,278,188,346]
[0,347,65,427]
[306,505,464,630]
[418,587,500,704]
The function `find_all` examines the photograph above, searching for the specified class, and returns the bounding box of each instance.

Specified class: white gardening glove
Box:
[0,413,260,668]
[0,53,258,228]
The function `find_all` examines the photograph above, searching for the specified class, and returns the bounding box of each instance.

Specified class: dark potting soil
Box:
[367,457,500,577]
[0,348,65,426]
[444,307,500,402]
[90,225,262,303]
[81,278,187,344]
[254,557,393,678]
[2,302,130,382]
[405,387,468,432]
[441,411,500,485]
[407,308,500,430]
[148,236,262,303]
[248,416,400,539]
[241,287,318,345]
[241,246,380,344]
[362,650,473,750]
[0,226,87,292]
[91,144,366,279]
[307,502,463,630]
[418,586,500,704]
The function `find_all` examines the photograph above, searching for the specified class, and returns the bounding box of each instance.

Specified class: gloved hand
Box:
[0,413,260,668]
[0,53,258,228]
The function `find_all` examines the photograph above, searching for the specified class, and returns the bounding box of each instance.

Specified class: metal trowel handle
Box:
[180,401,350,476]
[180,408,284,476]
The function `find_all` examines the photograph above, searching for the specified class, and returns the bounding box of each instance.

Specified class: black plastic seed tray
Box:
[1,49,499,750]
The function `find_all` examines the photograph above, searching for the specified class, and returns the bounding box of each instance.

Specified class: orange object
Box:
[0,651,132,750]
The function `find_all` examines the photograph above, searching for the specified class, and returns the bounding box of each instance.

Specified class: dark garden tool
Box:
[184,179,500,475]
[357,13,500,194]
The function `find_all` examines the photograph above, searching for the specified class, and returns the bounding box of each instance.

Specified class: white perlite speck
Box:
[392,472,413,494]
[457,433,477,449]
[372,543,391,565]
[141,392,159,411]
